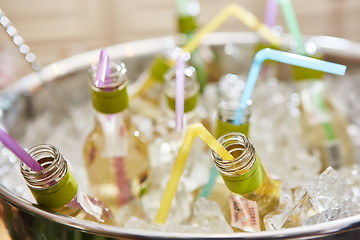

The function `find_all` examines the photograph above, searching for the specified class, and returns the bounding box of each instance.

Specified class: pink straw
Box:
[0,128,43,171]
[95,49,110,88]
[265,0,278,28]
[175,54,186,132]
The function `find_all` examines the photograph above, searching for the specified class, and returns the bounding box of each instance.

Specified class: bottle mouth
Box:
[89,61,129,114]
[21,144,67,190]
[164,65,199,99]
[217,100,252,124]
[212,132,256,176]
[89,61,128,91]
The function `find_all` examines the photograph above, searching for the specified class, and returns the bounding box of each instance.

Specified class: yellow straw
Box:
[182,4,281,53]
[131,4,281,99]
[154,123,234,224]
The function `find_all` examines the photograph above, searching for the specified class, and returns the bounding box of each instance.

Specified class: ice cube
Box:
[304,206,354,225]
[306,167,353,213]
[265,167,355,230]
[264,183,307,230]
[190,198,233,233]
[125,198,233,233]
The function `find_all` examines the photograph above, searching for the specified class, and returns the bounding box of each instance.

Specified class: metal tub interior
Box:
[0,32,360,239]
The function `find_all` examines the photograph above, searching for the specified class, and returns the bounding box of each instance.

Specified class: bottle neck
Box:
[212,133,265,195]
[215,100,251,138]
[164,64,199,113]
[93,109,128,134]
[20,144,78,209]
[176,0,199,35]
[89,61,129,114]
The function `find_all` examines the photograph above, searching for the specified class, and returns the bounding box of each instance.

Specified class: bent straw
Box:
[154,123,233,224]
[233,48,347,125]
[0,128,43,171]
[175,54,186,131]
[265,0,278,28]
[131,4,281,99]
[182,4,281,54]
[278,0,305,55]
[95,49,109,88]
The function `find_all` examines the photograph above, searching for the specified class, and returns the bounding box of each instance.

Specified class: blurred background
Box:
[0,0,359,86]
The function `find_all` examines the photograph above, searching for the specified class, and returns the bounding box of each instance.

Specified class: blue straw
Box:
[233,48,347,125]
[198,165,219,198]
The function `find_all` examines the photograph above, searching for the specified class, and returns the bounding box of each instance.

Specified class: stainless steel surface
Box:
[1,32,360,239]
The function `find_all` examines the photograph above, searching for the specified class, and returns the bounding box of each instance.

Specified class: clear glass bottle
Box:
[144,64,211,224]
[200,100,251,223]
[296,77,354,171]
[176,0,200,43]
[20,144,115,224]
[83,61,150,212]
[292,44,354,171]
[212,132,281,231]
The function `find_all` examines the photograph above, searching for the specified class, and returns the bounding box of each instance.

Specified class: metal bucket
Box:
[1,32,360,239]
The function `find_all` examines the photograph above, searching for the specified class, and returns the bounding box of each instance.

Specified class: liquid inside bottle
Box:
[212,132,280,231]
[83,61,150,216]
[20,144,115,225]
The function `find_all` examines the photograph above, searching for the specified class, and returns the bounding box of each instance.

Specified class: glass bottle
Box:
[297,80,354,171]
[200,101,251,221]
[144,64,211,224]
[20,144,115,224]
[212,132,281,231]
[176,0,200,43]
[83,61,150,213]
[293,49,354,171]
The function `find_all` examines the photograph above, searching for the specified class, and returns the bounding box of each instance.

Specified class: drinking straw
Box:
[0,128,43,171]
[233,48,347,125]
[175,54,186,131]
[182,4,281,54]
[95,49,109,88]
[278,0,305,55]
[265,0,278,28]
[131,3,281,98]
[198,164,219,198]
[154,123,233,224]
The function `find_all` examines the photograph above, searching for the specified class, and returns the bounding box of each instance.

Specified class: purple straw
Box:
[265,0,278,28]
[104,53,113,86]
[95,49,110,88]
[0,128,43,171]
[175,54,186,132]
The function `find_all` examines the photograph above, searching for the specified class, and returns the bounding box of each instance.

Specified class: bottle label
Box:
[229,193,260,232]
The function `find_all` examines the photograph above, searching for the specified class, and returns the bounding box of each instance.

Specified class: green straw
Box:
[279,0,306,55]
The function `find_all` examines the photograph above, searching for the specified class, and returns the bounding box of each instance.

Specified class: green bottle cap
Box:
[178,15,198,34]
[220,155,265,194]
[215,120,250,139]
[29,167,78,209]
[166,92,198,113]
[91,85,128,114]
